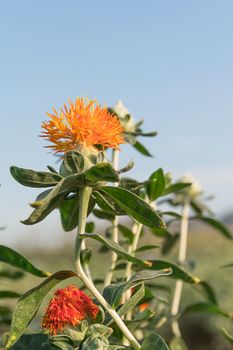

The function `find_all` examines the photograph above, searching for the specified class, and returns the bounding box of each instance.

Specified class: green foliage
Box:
[6,271,77,349]
[10,166,62,188]
[182,302,230,318]
[146,168,166,201]
[141,332,169,349]
[192,216,232,239]
[7,101,233,350]
[0,245,49,277]
[98,187,165,228]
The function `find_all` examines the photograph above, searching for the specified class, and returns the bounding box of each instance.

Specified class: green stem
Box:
[171,196,190,336]
[75,186,141,350]
[104,149,120,287]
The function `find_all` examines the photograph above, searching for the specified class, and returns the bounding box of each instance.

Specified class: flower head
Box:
[42,285,99,335]
[41,98,124,153]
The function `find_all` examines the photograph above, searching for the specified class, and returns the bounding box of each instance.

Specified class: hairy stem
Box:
[104,149,119,287]
[75,186,141,350]
[171,196,190,336]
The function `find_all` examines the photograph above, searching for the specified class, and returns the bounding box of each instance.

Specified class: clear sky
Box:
[1,0,233,246]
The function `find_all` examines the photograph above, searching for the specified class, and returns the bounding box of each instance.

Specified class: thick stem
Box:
[75,186,141,350]
[171,196,190,336]
[104,149,120,287]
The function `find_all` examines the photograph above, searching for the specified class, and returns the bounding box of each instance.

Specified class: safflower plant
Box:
[0,98,232,350]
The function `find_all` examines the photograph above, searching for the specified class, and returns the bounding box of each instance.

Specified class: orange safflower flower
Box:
[41,98,125,153]
[139,302,149,312]
[42,285,99,335]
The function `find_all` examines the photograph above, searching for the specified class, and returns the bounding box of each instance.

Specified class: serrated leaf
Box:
[85,163,119,183]
[0,245,50,277]
[141,332,169,350]
[98,187,165,228]
[192,216,232,239]
[147,168,166,201]
[10,166,62,188]
[6,270,77,349]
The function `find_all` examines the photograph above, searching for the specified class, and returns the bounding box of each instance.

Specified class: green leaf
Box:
[10,166,62,188]
[118,224,134,243]
[98,187,165,228]
[0,306,12,324]
[103,269,171,308]
[81,234,151,268]
[136,244,160,253]
[170,336,188,350]
[149,227,172,238]
[182,302,230,318]
[85,163,119,183]
[126,269,172,290]
[221,328,233,346]
[22,173,87,225]
[59,194,95,231]
[0,245,50,277]
[0,291,21,298]
[64,151,84,174]
[117,160,134,174]
[12,334,56,350]
[162,233,179,255]
[221,262,233,268]
[148,260,200,284]
[0,270,24,279]
[59,193,79,231]
[6,270,77,349]
[118,284,145,317]
[132,140,153,157]
[94,191,125,215]
[92,209,115,222]
[163,183,191,196]
[192,216,232,239]
[197,281,218,304]
[86,221,95,233]
[141,332,169,350]
[146,168,166,201]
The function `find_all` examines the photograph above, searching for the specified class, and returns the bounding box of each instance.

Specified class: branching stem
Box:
[75,186,140,350]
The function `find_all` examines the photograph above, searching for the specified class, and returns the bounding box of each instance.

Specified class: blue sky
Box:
[1,1,233,246]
